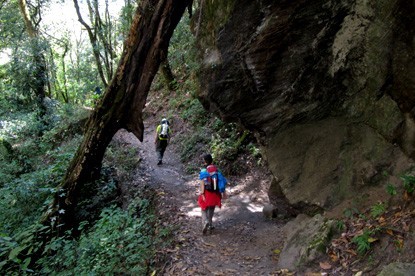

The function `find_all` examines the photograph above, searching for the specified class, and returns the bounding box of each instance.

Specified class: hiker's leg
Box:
[201,209,208,234]
[155,141,163,164]
[160,141,167,159]
[155,141,161,158]
[160,147,165,159]
[207,206,215,227]
[156,148,162,160]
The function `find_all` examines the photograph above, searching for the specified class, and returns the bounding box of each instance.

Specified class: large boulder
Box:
[277,214,335,270]
[195,0,415,211]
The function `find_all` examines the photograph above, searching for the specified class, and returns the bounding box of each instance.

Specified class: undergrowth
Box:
[37,199,163,275]
[0,104,172,274]
[327,175,415,273]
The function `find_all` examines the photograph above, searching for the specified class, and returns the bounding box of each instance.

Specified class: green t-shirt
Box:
[156,124,171,140]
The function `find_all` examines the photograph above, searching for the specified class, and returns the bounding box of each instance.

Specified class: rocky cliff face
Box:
[195,0,415,212]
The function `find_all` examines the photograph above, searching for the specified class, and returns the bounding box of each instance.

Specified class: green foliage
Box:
[0,101,172,274]
[352,229,376,255]
[0,0,23,48]
[75,169,119,224]
[119,2,138,38]
[38,202,164,275]
[0,223,49,274]
[179,98,209,126]
[0,104,88,234]
[370,202,386,218]
[9,38,50,102]
[105,143,140,177]
[179,129,211,163]
[60,50,102,105]
[343,207,360,218]
[386,183,397,196]
[335,220,345,232]
[0,139,78,234]
[400,174,415,194]
[169,16,199,74]
[209,123,255,170]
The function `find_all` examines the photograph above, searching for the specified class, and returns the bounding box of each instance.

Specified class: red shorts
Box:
[198,190,222,210]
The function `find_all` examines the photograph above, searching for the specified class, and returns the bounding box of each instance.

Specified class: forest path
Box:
[115,119,286,275]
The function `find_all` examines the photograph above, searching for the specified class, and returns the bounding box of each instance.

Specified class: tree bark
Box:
[44,0,191,234]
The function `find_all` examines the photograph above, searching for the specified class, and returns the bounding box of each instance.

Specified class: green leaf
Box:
[0,260,8,271]
[21,257,31,270]
[8,245,27,260]
[386,184,397,196]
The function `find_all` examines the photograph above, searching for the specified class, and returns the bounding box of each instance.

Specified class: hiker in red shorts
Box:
[198,154,225,234]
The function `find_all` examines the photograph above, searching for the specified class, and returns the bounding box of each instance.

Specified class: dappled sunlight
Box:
[186,206,202,217]
[227,193,266,212]
[0,119,28,138]
[246,203,263,213]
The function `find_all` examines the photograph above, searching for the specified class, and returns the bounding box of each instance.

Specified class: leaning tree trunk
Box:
[44,0,192,235]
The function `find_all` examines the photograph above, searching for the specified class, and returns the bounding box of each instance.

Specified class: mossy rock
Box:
[278,214,335,270]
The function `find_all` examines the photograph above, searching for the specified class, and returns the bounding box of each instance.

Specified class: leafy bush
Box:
[38,201,164,275]
[370,202,386,218]
[334,220,345,232]
[179,129,211,163]
[400,175,415,194]
[352,229,376,255]
[386,183,397,196]
[343,207,360,218]
[0,140,77,234]
[180,98,209,126]
[209,124,254,170]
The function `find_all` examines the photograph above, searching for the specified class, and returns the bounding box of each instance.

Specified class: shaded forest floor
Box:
[113,117,289,275]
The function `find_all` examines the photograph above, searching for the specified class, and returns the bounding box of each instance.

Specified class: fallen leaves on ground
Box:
[319,262,332,270]
[326,204,414,273]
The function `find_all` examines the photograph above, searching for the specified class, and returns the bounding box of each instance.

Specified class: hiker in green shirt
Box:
[154,118,171,165]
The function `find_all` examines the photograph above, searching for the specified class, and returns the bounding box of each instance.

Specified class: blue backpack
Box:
[199,168,227,193]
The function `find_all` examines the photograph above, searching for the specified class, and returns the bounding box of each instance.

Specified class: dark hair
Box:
[203,154,213,165]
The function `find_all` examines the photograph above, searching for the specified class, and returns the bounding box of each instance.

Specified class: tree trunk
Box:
[44,0,192,234]
[160,58,177,90]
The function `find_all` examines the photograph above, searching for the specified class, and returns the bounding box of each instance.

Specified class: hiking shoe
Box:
[202,222,209,235]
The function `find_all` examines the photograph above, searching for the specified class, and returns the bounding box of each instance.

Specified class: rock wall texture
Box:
[195,0,415,211]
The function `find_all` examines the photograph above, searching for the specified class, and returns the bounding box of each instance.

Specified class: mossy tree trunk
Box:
[44,0,192,234]
[160,58,177,90]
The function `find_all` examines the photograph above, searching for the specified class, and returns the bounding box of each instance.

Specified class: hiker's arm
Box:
[154,126,159,143]
[221,181,228,199]
[199,180,205,200]
[168,128,172,142]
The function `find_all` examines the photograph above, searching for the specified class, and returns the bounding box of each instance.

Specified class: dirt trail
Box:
[115,120,287,275]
